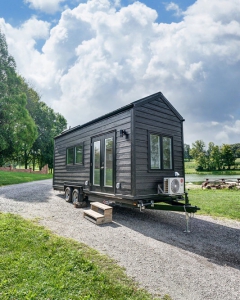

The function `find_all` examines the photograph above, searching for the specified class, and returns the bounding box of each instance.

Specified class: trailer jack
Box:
[184,210,191,233]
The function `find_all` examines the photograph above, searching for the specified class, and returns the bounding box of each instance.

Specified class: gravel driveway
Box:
[0,179,240,300]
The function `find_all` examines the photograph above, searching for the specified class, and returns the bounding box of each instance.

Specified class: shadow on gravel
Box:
[111,206,240,270]
[0,180,53,203]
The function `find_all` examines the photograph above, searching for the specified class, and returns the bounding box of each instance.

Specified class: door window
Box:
[93,141,100,186]
[104,137,113,187]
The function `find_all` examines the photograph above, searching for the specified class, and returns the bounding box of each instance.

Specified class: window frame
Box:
[148,132,173,171]
[66,143,84,165]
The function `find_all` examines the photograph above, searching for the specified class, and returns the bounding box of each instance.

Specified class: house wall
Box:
[133,96,184,196]
[53,109,132,195]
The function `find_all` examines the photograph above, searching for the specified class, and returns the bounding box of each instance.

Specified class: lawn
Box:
[188,188,240,221]
[0,213,165,300]
[0,171,52,186]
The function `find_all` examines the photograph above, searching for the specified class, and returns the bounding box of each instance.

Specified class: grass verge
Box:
[188,188,240,221]
[0,171,52,186]
[0,213,167,300]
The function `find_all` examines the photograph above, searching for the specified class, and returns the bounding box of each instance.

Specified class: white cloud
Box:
[165,2,183,16]
[224,120,240,134]
[24,0,66,14]
[1,0,240,145]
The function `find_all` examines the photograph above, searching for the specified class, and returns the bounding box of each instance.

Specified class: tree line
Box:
[0,30,67,172]
[184,140,240,171]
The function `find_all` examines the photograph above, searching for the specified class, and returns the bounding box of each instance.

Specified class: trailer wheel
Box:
[65,187,73,202]
[72,189,88,207]
[72,189,79,204]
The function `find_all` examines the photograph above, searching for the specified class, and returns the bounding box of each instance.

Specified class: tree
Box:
[22,88,67,171]
[0,31,37,166]
[184,144,192,161]
[210,144,222,170]
[190,140,207,170]
[0,30,19,99]
[221,144,235,169]
[231,143,240,158]
[0,31,66,169]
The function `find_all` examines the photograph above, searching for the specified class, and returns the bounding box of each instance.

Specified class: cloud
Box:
[165,2,183,16]
[1,0,240,145]
[224,120,240,135]
[0,17,53,91]
[24,0,66,14]
[214,120,240,144]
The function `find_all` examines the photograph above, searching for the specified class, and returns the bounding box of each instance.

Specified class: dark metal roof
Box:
[55,91,184,139]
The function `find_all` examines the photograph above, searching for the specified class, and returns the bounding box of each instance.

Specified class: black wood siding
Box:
[54,110,132,195]
[133,96,184,196]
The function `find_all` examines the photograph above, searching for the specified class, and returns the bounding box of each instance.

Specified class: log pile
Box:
[202,178,240,189]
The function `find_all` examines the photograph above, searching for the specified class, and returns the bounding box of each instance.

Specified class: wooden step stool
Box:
[83,202,113,225]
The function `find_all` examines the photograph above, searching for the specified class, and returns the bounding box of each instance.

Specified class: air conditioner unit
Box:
[164,177,185,195]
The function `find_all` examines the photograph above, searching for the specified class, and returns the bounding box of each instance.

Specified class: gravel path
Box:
[0,180,240,300]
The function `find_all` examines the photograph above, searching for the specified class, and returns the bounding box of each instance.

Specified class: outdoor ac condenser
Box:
[164,177,185,195]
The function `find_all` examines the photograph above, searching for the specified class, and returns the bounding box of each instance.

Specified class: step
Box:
[83,209,112,225]
[90,202,113,211]
[90,202,113,219]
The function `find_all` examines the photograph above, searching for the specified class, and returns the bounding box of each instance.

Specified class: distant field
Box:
[184,160,196,174]
[0,171,52,186]
[185,159,240,175]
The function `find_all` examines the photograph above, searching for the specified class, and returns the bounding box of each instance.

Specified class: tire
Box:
[72,189,79,204]
[65,187,73,202]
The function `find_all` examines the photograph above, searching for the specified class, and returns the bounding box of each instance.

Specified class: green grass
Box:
[0,171,52,186]
[188,188,240,221]
[0,213,165,300]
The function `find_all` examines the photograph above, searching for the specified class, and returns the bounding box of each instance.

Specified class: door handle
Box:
[101,166,104,169]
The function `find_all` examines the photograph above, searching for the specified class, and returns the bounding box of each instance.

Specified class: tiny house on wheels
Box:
[53,92,199,229]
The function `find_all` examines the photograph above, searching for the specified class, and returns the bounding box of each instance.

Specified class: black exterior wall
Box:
[54,108,132,195]
[132,93,184,196]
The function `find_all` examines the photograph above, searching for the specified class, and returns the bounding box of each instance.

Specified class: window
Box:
[150,134,161,169]
[149,134,173,170]
[75,145,83,164]
[66,144,84,165]
[163,137,172,169]
[67,147,74,164]
[93,141,100,185]
[104,137,113,187]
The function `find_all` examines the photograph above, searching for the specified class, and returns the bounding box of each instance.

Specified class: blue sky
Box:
[1,0,196,25]
[0,0,240,145]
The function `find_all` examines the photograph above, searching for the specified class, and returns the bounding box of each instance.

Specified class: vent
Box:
[164,177,184,195]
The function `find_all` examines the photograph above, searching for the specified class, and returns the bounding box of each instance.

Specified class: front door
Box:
[91,132,115,194]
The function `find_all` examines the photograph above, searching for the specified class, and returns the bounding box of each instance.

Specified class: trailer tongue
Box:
[137,192,200,233]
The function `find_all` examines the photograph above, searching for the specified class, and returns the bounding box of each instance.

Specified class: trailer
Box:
[53,92,199,230]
